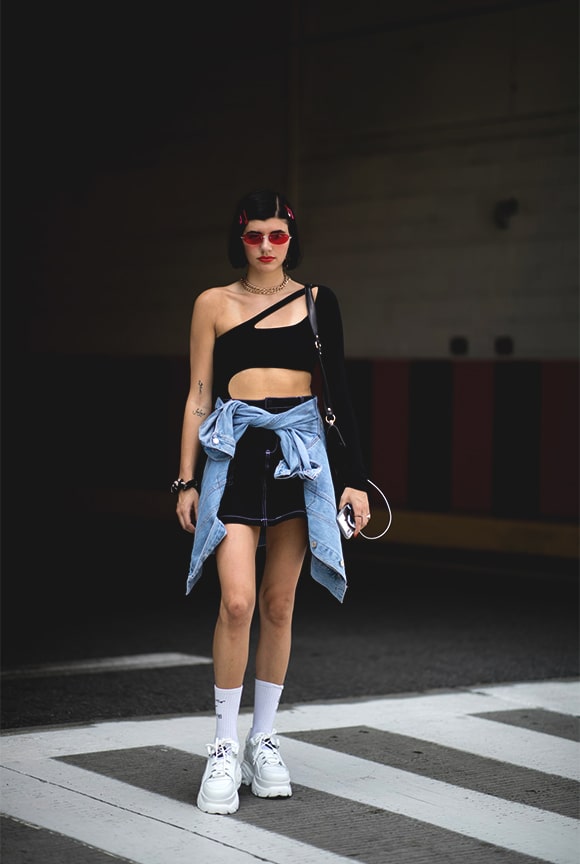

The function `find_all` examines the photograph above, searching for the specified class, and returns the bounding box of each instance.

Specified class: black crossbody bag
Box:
[304,284,347,451]
[304,283,392,540]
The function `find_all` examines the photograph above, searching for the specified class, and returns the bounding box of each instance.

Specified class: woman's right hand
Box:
[176,488,199,533]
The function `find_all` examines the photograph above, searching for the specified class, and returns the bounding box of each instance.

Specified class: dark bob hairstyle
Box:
[227,190,302,270]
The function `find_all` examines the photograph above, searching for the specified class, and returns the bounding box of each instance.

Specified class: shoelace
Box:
[207,742,234,777]
[256,736,283,765]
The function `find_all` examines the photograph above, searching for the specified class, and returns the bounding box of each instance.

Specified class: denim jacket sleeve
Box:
[186,397,348,602]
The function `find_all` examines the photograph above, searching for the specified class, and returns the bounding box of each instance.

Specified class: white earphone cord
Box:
[360,478,392,540]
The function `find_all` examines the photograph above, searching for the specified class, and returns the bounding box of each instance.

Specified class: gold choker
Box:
[240,273,290,295]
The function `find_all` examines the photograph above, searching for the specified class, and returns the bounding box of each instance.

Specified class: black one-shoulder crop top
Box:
[211,284,367,490]
[212,289,316,399]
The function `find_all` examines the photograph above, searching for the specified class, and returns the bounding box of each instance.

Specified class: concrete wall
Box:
[19,0,578,361]
[297,0,578,359]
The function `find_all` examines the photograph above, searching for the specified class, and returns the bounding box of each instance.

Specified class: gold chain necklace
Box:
[240,273,290,295]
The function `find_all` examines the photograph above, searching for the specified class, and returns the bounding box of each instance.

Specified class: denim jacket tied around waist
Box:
[186,396,348,602]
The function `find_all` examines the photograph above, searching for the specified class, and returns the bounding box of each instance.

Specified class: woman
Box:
[174,189,370,815]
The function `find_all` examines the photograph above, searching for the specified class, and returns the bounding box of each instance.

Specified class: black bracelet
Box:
[170,478,200,494]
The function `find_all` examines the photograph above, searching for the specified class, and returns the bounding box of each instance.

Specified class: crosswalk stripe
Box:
[475,681,580,716]
[0,652,212,679]
[289,726,579,818]
[1,680,578,864]
[0,765,357,864]
[281,738,578,864]
[274,689,580,780]
[373,713,580,780]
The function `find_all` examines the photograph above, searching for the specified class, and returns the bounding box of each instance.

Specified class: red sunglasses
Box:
[240,231,291,246]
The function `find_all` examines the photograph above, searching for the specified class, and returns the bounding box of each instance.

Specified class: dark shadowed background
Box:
[2,0,578,644]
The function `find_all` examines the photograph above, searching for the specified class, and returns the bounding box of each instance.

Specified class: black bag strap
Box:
[305,286,393,540]
[304,284,345,446]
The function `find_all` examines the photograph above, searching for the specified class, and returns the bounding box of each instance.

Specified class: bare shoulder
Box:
[193,283,236,319]
[194,284,228,309]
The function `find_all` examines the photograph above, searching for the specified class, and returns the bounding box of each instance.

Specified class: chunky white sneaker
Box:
[197,738,241,815]
[241,731,292,798]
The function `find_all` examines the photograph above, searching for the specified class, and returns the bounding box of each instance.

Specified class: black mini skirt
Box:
[218,396,312,527]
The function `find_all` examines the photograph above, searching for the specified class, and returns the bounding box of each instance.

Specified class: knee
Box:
[260,590,295,628]
[220,592,254,627]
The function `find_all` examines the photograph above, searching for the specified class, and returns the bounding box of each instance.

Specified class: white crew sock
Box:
[214,685,243,743]
[250,679,284,738]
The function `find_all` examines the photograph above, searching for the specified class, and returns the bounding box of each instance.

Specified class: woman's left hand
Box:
[338,487,371,538]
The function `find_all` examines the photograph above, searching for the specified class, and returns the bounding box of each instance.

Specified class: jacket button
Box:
[311,540,317,549]
[340,559,344,567]
[212,436,219,445]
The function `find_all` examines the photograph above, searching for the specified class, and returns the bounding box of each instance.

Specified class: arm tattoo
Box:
[192,381,206,417]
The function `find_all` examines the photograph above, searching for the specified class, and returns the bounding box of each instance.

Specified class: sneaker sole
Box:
[197,788,240,815]
[197,767,242,815]
[241,760,292,798]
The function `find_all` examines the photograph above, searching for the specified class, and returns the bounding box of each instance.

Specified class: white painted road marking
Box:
[0,652,213,679]
[282,739,578,864]
[1,767,354,864]
[1,679,578,864]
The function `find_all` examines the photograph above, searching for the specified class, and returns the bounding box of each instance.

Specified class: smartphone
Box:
[336,503,356,539]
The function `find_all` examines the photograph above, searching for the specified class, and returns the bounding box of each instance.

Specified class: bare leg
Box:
[255,518,308,685]
[213,523,260,689]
